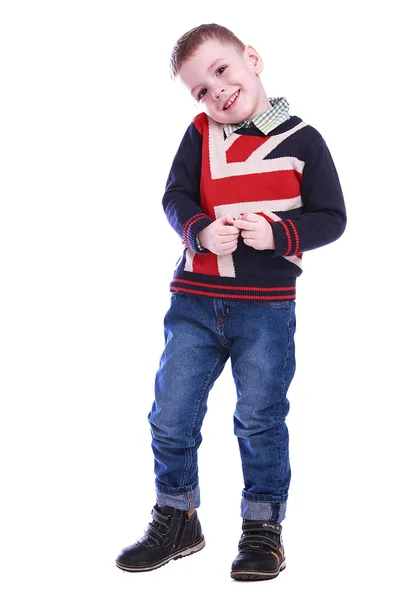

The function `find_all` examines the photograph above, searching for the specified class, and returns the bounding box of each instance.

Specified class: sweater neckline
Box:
[231,115,302,137]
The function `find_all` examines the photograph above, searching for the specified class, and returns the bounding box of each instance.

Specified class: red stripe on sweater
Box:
[278,221,292,256]
[183,214,204,245]
[171,286,296,300]
[191,252,220,276]
[200,170,302,207]
[172,278,295,291]
[225,135,270,163]
[287,219,300,254]
[257,212,274,222]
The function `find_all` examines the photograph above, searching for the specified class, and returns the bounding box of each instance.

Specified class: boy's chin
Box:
[207,110,243,125]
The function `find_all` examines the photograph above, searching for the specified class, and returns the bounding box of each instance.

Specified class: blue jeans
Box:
[148,293,296,523]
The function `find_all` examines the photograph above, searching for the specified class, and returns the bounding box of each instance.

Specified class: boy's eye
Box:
[198,88,207,100]
[217,66,226,75]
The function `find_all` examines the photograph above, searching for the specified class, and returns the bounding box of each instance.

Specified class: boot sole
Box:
[116,537,205,572]
[230,559,286,581]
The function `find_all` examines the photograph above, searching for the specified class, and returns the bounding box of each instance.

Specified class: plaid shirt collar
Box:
[223,96,290,138]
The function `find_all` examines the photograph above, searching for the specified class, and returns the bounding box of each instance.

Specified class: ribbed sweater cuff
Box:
[183,214,213,253]
[271,219,300,256]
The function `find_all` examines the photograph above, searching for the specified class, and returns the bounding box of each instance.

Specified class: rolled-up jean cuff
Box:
[241,498,287,522]
[156,486,200,510]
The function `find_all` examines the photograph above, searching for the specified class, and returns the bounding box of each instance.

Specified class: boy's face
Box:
[178,39,269,124]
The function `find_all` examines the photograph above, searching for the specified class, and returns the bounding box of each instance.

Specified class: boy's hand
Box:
[234,213,275,250]
[198,214,240,255]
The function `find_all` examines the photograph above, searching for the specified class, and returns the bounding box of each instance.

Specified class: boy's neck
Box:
[254,95,273,118]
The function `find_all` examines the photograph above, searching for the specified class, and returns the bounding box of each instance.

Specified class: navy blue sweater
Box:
[162,112,346,301]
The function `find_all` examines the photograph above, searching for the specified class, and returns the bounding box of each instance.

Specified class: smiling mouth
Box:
[223,90,240,110]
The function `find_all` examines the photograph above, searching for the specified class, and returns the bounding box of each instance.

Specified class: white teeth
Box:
[224,91,239,109]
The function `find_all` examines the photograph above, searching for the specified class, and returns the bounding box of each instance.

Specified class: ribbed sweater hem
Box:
[170,273,296,301]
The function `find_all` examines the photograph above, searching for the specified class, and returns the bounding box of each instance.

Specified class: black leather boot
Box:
[116,504,205,572]
[231,520,286,581]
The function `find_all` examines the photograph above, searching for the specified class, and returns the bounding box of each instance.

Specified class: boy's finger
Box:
[234,219,256,230]
[221,225,240,234]
[235,212,254,221]
[241,212,260,222]
[221,233,239,243]
[220,213,234,225]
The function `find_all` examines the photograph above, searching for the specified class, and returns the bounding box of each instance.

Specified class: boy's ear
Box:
[243,44,263,75]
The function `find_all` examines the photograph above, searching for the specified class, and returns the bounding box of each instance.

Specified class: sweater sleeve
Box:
[271,137,347,256]
[162,122,213,253]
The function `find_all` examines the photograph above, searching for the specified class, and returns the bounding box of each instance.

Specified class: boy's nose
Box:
[212,87,225,100]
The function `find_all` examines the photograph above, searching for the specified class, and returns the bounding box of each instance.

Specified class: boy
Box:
[116,24,346,581]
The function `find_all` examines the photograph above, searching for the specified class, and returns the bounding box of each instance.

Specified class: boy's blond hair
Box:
[170,23,245,79]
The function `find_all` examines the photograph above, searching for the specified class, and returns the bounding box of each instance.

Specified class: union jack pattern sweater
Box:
[162,112,346,301]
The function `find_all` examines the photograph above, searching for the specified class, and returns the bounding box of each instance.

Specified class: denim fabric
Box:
[148,293,296,522]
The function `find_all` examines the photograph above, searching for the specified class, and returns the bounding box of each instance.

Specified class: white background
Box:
[1,1,399,598]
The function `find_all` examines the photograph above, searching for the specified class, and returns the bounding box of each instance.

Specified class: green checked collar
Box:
[223,96,290,138]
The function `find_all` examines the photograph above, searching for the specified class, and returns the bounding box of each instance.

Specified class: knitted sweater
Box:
[162,112,346,301]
